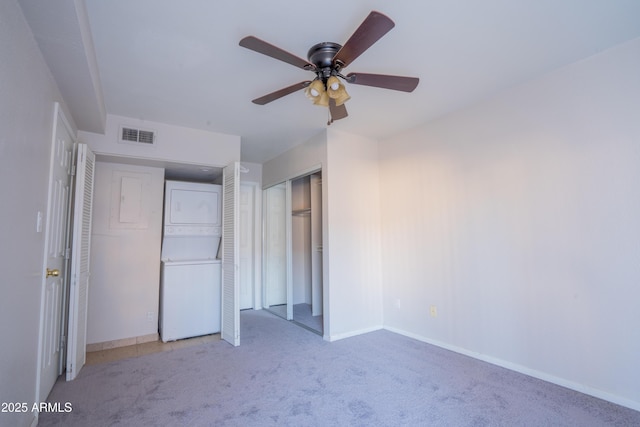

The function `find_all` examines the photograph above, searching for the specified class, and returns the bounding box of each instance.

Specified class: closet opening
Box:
[262,170,323,335]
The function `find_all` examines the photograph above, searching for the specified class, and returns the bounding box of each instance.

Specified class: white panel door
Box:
[66,143,95,380]
[37,103,73,402]
[239,183,254,310]
[221,163,240,346]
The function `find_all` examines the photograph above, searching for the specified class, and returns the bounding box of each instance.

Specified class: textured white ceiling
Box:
[20,0,640,164]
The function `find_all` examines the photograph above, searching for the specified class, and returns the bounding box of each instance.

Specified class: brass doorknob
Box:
[46,268,60,278]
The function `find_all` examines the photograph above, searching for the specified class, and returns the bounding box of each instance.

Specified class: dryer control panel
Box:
[164,181,222,229]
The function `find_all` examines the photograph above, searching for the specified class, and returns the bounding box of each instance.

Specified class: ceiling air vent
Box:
[119,126,156,146]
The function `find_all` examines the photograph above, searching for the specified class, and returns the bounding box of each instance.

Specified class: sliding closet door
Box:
[291,176,311,316]
[221,162,240,346]
[310,172,323,317]
[290,172,322,333]
[263,183,288,319]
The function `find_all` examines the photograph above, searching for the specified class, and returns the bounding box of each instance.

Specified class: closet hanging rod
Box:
[292,208,311,216]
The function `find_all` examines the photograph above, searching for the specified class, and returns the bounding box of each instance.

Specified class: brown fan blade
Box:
[240,36,316,71]
[329,98,348,121]
[346,72,419,92]
[252,81,311,105]
[333,11,395,69]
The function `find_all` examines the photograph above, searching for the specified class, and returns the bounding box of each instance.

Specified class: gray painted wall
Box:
[379,38,640,410]
[0,2,75,426]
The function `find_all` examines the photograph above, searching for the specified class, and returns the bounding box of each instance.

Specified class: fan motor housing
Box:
[307,42,341,69]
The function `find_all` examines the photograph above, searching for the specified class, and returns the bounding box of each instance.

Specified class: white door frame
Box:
[251,183,262,310]
[285,179,293,320]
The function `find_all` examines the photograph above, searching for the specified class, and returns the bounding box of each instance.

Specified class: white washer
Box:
[160,259,221,342]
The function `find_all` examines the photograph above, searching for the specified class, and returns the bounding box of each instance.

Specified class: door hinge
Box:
[65,247,71,260]
[60,334,66,348]
[71,165,76,176]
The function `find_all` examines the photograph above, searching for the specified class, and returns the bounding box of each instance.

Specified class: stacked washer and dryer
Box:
[160,180,222,342]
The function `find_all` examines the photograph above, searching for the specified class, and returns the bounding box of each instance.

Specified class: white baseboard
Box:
[86,332,159,352]
[328,325,383,342]
[383,325,640,412]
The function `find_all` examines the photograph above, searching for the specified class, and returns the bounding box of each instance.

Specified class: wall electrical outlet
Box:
[146,311,155,321]
[430,305,438,317]
[396,299,401,309]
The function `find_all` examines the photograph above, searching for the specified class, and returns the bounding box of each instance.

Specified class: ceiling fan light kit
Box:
[326,76,350,106]
[239,10,419,123]
[305,79,330,106]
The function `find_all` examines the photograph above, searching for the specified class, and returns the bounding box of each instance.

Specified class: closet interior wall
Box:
[291,175,312,306]
[291,172,323,332]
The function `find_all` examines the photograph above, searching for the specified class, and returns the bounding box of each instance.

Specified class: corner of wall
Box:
[325,129,384,337]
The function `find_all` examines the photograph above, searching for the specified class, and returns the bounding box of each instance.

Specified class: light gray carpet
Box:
[293,303,323,333]
[40,310,639,426]
[264,303,323,334]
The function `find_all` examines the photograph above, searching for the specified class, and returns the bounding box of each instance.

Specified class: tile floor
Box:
[85,334,220,365]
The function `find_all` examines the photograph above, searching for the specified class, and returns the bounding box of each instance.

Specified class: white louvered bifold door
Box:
[66,143,95,380]
[221,162,240,346]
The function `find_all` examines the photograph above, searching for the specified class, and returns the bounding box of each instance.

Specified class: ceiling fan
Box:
[239,10,419,123]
